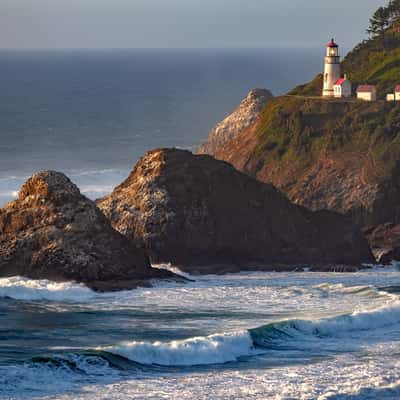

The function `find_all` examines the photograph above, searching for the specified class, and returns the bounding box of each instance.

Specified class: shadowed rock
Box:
[0,171,180,291]
[364,223,400,264]
[97,148,374,273]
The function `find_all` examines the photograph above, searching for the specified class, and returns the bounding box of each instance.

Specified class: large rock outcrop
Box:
[197,89,273,156]
[0,171,178,291]
[206,96,400,230]
[97,148,374,273]
[199,13,400,262]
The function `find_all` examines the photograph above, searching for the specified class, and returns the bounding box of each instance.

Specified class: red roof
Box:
[327,38,338,48]
[357,85,376,93]
[395,85,400,92]
[334,78,346,86]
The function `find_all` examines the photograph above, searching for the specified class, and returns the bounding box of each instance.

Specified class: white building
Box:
[395,85,400,101]
[357,85,377,101]
[387,93,395,101]
[333,75,352,98]
[322,39,341,97]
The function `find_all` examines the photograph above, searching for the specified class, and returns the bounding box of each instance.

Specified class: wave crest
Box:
[101,331,256,367]
[251,299,400,346]
[0,276,95,302]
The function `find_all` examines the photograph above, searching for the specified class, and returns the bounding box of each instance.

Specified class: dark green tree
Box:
[367,6,391,37]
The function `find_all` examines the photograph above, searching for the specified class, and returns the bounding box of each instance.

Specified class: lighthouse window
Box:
[325,74,328,83]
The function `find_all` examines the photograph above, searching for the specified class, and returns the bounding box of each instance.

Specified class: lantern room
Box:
[326,38,339,57]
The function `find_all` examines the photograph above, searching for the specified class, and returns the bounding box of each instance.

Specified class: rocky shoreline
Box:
[0,171,186,291]
[0,151,378,291]
[174,263,370,275]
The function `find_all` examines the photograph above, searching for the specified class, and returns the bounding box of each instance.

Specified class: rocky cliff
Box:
[197,27,400,261]
[97,148,374,272]
[208,96,400,231]
[197,89,273,156]
[0,171,179,291]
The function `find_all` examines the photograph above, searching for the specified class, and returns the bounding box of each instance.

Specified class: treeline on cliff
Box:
[290,0,400,98]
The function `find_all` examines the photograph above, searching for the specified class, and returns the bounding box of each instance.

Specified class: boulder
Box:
[97,148,374,272]
[0,171,179,291]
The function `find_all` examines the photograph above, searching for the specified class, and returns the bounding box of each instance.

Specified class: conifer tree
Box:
[367,6,390,37]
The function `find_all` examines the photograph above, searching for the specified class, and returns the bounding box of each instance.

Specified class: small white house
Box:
[395,85,400,101]
[387,93,395,101]
[333,75,352,98]
[357,85,377,101]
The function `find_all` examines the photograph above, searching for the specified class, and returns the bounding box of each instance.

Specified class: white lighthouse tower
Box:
[322,38,341,97]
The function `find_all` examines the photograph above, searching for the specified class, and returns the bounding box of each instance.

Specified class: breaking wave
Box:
[0,276,95,302]
[251,298,400,346]
[101,298,400,367]
[1,294,400,399]
[100,331,257,367]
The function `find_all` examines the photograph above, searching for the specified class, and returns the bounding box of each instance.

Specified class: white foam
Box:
[0,276,95,302]
[45,352,400,400]
[0,354,118,399]
[102,331,256,366]
[151,263,194,280]
[262,298,400,340]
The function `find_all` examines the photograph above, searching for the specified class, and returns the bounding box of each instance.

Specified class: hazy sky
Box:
[0,0,385,49]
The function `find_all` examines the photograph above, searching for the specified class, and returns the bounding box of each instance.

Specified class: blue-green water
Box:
[1,268,400,399]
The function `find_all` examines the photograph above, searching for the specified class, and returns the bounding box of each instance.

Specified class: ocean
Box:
[2,49,399,400]
[1,268,400,399]
[0,48,322,205]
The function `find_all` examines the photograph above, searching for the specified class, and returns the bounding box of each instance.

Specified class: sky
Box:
[0,0,386,49]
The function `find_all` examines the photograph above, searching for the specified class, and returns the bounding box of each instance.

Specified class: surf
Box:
[94,296,400,367]
[0,276,95,302]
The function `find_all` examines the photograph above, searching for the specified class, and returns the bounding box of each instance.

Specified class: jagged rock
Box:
[197,89,273,156]
[0,171,180,291]
[97,148,374,272]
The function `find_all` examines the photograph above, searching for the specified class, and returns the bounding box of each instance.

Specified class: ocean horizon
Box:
[0,48,322,205]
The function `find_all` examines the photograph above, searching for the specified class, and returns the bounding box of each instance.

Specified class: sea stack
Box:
[97,148,374,273]
[0,171,179,291]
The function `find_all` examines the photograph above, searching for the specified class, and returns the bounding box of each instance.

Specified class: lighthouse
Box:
[322,39,341,97]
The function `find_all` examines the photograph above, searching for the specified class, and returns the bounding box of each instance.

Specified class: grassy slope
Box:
[255,96,400,172]
[290,27,400,98]
[227,96,400,225]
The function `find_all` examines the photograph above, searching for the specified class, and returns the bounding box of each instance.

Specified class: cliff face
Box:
[208,96,400,231]
[0,171,178,291]
[197,89,273,156]
[97,148,373,272]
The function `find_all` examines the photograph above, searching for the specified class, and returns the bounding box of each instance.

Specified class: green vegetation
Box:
[290,0,400,98]
[255,96,400,175]
[367,0,400,38]
[252,1,400,177]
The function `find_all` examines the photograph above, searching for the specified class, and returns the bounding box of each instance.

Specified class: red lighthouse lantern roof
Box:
[327,38,338,48]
